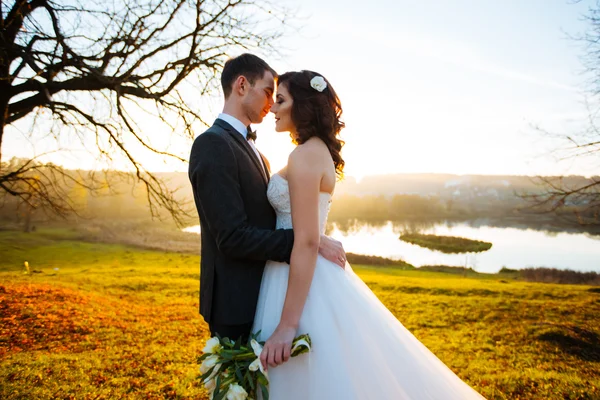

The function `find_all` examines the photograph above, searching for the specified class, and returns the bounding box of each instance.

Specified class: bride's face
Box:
[271,83,296,135]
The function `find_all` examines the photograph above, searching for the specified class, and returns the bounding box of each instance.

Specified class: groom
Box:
[189,53,346,342]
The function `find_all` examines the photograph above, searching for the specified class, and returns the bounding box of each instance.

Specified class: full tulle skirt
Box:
[252,256,485,400]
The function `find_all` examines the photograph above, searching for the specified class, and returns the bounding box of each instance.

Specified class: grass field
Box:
[1,228,599,399]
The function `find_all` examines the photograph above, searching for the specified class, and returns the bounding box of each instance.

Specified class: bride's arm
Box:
[260,144,322,370]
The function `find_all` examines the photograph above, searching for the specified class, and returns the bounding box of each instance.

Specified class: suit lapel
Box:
[214,119,269,186]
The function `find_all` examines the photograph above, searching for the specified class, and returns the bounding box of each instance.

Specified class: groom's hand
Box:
[261,324,297,371]
[319,235,347,269]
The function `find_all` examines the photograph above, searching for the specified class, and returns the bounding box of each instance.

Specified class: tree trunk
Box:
[0,98,7,170]
[24,205,32,233]
[0,31,9,170]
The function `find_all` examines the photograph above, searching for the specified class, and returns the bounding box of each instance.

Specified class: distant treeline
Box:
[2,164,597,235]
[328,193,526,222]
[0,169,194,229]
[345,253,414,268]
[519,267,600,286]
[328,194,599,234]
[419,266,599,286]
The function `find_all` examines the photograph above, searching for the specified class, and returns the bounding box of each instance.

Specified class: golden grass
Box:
[1,229,599,399]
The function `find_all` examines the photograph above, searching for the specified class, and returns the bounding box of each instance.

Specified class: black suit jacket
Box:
[188,119,294,325]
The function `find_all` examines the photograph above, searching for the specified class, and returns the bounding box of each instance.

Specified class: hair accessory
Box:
[310,76,327,92]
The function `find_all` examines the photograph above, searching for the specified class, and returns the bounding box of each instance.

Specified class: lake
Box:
[183,220,600,273]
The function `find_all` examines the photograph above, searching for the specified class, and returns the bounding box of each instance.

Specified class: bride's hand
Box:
[260,324,297,371]
[319,235,346,268]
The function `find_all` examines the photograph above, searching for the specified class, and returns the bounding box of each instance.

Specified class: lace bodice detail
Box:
[267,174,332,233]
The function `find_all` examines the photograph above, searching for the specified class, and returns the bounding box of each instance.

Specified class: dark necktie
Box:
[247,126,257,142]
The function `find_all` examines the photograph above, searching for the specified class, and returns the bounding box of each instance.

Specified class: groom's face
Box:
[241,70,275,125]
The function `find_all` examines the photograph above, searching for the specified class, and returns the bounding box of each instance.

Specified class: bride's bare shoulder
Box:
[289,137,329,165]
[288,138,335,192]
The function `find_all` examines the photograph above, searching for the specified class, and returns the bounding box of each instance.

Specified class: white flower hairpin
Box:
[310,76,327,92]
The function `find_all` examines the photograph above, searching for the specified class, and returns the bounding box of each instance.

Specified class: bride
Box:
[252,70,485,399]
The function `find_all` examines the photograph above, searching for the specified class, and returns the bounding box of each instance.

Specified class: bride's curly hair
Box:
[277,70,345,178]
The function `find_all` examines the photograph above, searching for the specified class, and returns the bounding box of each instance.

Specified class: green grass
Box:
[1,228,599,399]
[399,233,493,253]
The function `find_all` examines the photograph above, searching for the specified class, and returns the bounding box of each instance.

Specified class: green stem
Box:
[219,376,237,388]
[230,352,255,360]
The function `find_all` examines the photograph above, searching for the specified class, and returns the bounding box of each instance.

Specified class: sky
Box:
[4,0,600,180]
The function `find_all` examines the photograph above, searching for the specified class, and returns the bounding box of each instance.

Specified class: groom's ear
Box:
[234,75,249,96]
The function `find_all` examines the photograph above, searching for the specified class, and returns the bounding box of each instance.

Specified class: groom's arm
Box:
[190,132,294,262]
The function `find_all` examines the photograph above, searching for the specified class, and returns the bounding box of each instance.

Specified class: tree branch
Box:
[1,0,295,225]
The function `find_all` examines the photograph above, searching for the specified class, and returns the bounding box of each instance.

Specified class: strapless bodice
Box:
[267,174,332,232]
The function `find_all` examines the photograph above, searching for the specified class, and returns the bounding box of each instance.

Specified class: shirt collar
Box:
[218,113,249,139]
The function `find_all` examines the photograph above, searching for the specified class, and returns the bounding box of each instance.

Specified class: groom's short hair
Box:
[221,53,277,98]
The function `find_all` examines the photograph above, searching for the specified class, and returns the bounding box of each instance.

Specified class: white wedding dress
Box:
[252,174,485,400]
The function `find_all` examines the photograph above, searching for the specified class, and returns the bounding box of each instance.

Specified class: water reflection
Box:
[182,219,600,273]
[328,218,600,238]
[327,219,600,273]
[324,219,440,236]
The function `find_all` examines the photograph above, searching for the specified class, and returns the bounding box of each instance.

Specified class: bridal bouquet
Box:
[198,332,311,400]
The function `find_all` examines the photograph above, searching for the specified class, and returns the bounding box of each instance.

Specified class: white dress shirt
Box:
[217,113,266,175]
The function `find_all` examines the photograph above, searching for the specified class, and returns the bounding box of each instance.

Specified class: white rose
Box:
[203,337,222,354]
[226,383,248,400]
[310,76,327,92]
[200,354,219,374]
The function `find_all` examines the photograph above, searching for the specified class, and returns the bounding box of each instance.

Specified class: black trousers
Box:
[209,321,253,344]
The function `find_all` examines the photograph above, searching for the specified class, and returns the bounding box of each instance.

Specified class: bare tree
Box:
[524,1,600,226]
[520,174,599,225]
[0,0,292,226]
